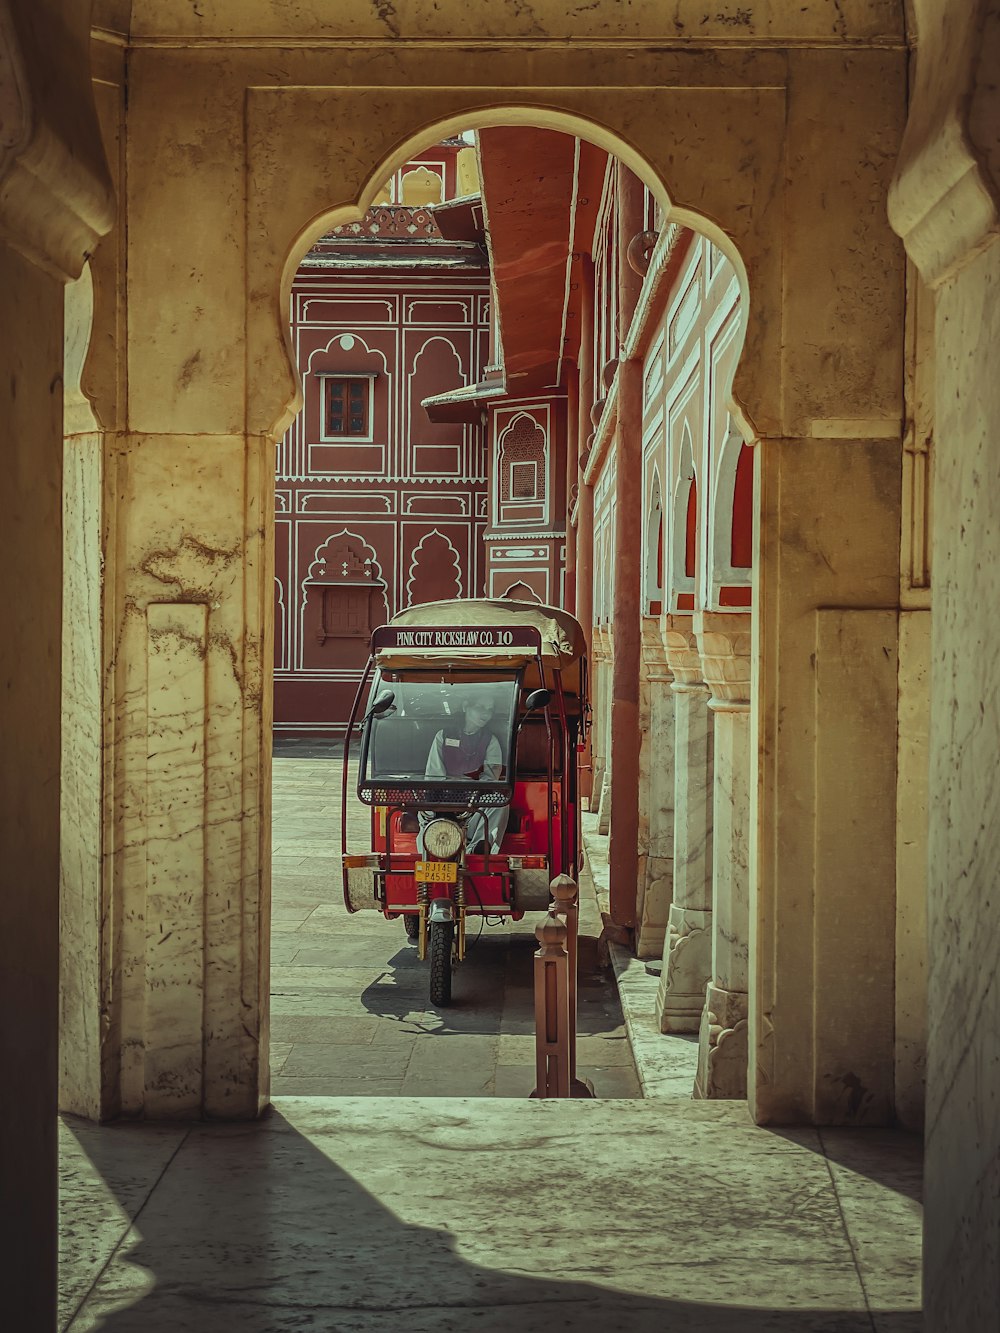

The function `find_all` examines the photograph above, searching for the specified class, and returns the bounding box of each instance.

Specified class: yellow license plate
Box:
[415,861,457,883]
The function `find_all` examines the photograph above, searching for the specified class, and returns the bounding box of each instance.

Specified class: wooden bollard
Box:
[532,911,570,1098]
[549,875,580,1081]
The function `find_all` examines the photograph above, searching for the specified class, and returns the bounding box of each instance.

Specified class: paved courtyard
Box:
[270,747,640,1097]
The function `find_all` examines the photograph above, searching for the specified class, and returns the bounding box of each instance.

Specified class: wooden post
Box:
[532,911,570,1098]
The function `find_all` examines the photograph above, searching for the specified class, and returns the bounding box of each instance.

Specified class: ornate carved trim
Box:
[662,613,704,689]
[694,610,751,708]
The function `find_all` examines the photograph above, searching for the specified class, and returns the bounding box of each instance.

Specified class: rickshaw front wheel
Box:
[429,920,454,1007]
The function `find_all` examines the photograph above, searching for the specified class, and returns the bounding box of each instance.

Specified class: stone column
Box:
[608,359,643,930]
[596,625,614,835]
[889,3,1000,1320]
[635,619,675,958]
[0,5,114,1323]
[606,168,647,932]
[655,615,714,1032]
[575,261,595,800]
[694,612,752,1098]
[590,626,609,811]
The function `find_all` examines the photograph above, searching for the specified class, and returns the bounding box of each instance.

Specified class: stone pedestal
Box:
[655,616,714,1033]
[694,612,752,1099]
[636,619,675,958]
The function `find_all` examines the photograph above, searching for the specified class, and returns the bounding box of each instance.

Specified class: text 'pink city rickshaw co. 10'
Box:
[342,598,589,1007]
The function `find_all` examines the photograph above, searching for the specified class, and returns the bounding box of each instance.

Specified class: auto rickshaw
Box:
[341,598,588,1006]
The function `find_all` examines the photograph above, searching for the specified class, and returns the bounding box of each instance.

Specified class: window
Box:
[322,376,373,441]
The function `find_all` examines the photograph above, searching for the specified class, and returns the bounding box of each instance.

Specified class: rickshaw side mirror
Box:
[364,689,396,721]
[524,688,552,713]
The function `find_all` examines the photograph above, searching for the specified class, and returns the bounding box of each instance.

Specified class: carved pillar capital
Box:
[641,615,672,684]
[694,610,751,710]
[0,2,114,280]
[662,613,704,691]
[888,0,1000,286]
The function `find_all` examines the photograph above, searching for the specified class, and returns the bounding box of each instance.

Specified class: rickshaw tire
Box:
[403,914,420,942]
[429,921,454,1007]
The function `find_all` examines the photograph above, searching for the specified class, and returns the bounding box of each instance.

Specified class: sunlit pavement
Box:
[59,1098,922,1331]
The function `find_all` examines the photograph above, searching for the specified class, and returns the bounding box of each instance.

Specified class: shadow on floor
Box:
[358,928,626,1042]
[62,1111,922,1333]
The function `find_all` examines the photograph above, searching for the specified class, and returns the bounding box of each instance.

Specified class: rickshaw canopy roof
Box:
[375,598,587,693]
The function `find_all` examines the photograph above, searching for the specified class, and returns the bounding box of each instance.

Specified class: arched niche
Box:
[406,529,463,606]
[300,529,388,672]
[496,410,548,527]
[706,416,754,609]
[400,164,445,206]
[644,467,664,617]
[669,422,698,612]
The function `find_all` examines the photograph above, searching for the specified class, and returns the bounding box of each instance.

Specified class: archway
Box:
[80,44,910,1129]
[264,112,757,1104]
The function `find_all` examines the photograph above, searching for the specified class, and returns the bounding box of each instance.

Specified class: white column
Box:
[694,612,752,1098]
[655,614,714,1032]
[635,619,675,957]
[596,625,614,835]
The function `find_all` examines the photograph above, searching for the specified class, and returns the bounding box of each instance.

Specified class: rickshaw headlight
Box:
[423,818,464,861]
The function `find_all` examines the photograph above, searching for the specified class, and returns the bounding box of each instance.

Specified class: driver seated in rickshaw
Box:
[420,689,509,854]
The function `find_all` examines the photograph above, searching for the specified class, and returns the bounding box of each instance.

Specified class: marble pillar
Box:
[889,4,1000,1315]
[595,626,614,835]
[590,626,609,810]
[635,619,675,958]
[0,4,114,1321]
[694,612,752,1099]
[655,615,714,1033]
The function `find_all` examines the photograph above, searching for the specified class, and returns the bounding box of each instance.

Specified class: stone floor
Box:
[582,812,704,1097]
[271,753,640,1098]
[57,754,923,1330]
[59,1097,923,1331]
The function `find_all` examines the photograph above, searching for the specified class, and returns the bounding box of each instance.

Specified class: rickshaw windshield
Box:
[358,672,520,805]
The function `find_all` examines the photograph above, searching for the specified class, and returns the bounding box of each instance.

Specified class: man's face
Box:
[464,697,494,730]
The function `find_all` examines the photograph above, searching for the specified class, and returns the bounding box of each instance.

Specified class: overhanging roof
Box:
[478,128,607,394]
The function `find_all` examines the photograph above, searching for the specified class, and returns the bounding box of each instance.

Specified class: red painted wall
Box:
[275,236,491,732]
